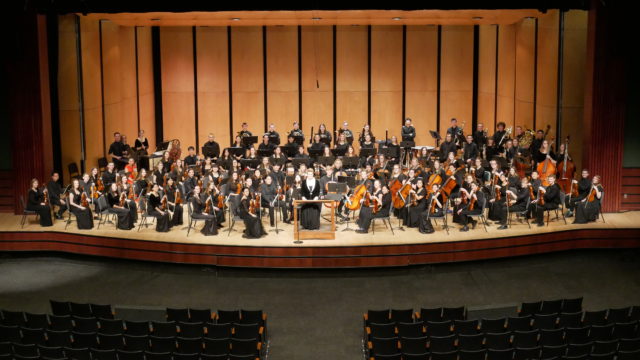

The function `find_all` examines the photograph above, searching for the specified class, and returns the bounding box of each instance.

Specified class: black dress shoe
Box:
[460,226,469,232]
[471,220,477,229]
[355,229,366,234]
[537,222,545,227]
[497,225,508,230]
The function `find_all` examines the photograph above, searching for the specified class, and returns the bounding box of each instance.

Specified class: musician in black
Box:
[446,118,464,147]
[295,145,309,159]
[356,180,391,233]
[203,133,221,160]
[108,132,128,170]
[148,184,172,232]
[300,168,321,230]
[190,185,219,236]
[530,129,545,155]
[493,122,508,152]
[165,177,184,227]
[309,134,326,153]
[239,187,267,238]
[488,173,509,230]
[463,135,479,164]
[358,124,375,146]
[507,177,534,216]
[47,172,67,219]
[529,174,561,227]
[317,123,332,146]
[473,123,487,151]
[289,121,304,143]
[266,123,281,145]
[260,175,286,227]
[457,182,485,231]
[573,175,603,224]
[258,134,275,152]
[238,122,253,150]
[484,138,500,161]
[107,183,134,230]
[134,130,150,170]
[27,178,53,227]
[566,169,592,217]
[419,183,444,234]
[183,146,198,168]
[401,118,416,142]
[472,157,487,183]
[439,133,457,162]
[338,122,354,144]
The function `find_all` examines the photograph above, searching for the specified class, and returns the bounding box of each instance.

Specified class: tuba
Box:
[519,129,535,148]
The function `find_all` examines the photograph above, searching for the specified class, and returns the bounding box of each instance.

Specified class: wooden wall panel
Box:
[136,27,156,152]
[118,26,138,143]
[561,10,588,171]
[336,26,368,132]
[496,23,516,132]
[477,25,497,131]
[536,10,559,136]
[301,26,333,137]
[514,18,536,131]
[266,26,298,141]
[231,27,264,136]
[79,17,103,173]
[440,26,474,135]
[58,15,82,181]
[160,27,195,146]
[101,21,125,157]
[371,26,402,145]
[405,26,438,147]
[196,27,230,150]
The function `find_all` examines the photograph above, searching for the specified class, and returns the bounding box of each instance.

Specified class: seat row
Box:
[517,303,640,325]
[367,347,640,360]
[364,308,467,326]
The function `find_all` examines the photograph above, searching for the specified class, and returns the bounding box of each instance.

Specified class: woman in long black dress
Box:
[239,187,266,238]
[134,130,150,171]
[405,179,427,228]
[356,181,391,233]
[107,183,134,230]
[67,179,94,229]
[300,169,321,230]
[165,177,184,226]
[27,178,53,227]
[574,175,603,224]
[190,185,218,235]
[122,182,138,224]
[148,184,171,232]
[419,184,445,234]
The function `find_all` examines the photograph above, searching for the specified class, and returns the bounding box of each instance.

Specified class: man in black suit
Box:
[300,168,321,230]
[529,174,561,227]
[203,133,220,160]
[47,172,67,219]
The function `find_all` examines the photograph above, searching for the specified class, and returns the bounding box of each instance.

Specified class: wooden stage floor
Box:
[1,209,639,268]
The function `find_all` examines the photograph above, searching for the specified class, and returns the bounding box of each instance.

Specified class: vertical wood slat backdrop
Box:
[58,13,592,192]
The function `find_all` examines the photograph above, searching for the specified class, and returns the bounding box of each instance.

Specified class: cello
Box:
[393,182,413,209]
[537,136,556,186]
[388,178,402,206]
[556,136,576,194]
[345,184,366,211]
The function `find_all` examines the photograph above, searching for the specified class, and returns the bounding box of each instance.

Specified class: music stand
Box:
[359,148,377,159]
[320,137,331,146]
[308,148,324,159]
[268,156,286,167]
[201,145,217,159]
[242,136,258,148]
[257,149,274,158]
[338,175,357,188]
[240,159,260,170]
[267,133,280,146]
[400,141,415,149]
[429,130,442,147]
[318,156,335,167]
[342,157,359,170]
[331,148,347,157]
[292,136,305,146]
[156,141,170,152]
[292,158,310,170]
[228,146,245,158]
[282,144,298,158]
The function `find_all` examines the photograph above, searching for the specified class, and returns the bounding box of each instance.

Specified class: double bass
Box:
[556,136,576,194]
[537,136,556,186]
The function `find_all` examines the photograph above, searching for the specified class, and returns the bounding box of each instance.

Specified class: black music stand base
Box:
[341,211,356,232]
[269,204,284,234]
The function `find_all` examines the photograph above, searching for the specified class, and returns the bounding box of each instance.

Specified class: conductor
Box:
[300,168,321,230]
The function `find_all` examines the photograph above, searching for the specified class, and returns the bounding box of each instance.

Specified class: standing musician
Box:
[446,118,465,147]
[463,135,479,164]
[529,174,561,227]
[473,123,488,152]
[203,133,221,160]
[439,133,457,162]
[484,137,500,161]
[338,122,354,144]
[289,121,304,143]
[165,177,184,227]
[530,129,545,155]
[238,122,253,148]
[239,187,267,238]
[27,178,53,227]
[107,183,134,230]
[266,123,281,146]
[405,178,427,228]
[358,124,375,147]
[260,175,282,227]
[573,175,603,224]
[457,182,485,232]
[401,118,416,142]
[190,185,219,236]
[356,181,391,233]
[493,122,508,152]
[134,130,150,170]
[533,139,557,170]
[317,123,333,146]
[108,132,128,170]
[566,169,592,217]
[419,183,444,234]
[47,172,67,219]
[300,168,321,230]
[487,173,509,230]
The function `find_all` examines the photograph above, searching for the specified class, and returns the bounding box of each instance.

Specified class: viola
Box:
[537,187,546,206]
[217,193,224,209]
[570,181,579,198]
[468,190,477,211]
[161,195,168,211]
[119,192,126,207]
[204,195,213,214]
[587,185,601,202]
[96,178,105,192]
[528,185,536,201]
[91,184,99,199]
[175,189,182,205]
[81,192,89,207]
[42,189,49,205]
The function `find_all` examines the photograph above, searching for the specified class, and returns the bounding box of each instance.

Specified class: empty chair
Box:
[481,318,506,334]
[189,309,213,324]
[90,304,114,320]
[143,351,172,360]
[49,301,71,316]
[90,348,117,360]
[592,339,618,354]
[46,330,72,348]
[457,333,484,351]
[24,313,49,330]
[1,310,25,326]
[116,349,144,360]
[533,314,558,330]
[566,342,593,357]
[630,306,640,321]
[430,350,457,360]
[368,336,399,357]
[486,348,513,360]
[458,349,486,360]
[216,310,241,325]
[419,307,443,322]
[396,322,425,338]
[454,319,479,335]
[97,333,125,350]
[425,320,452,337]
[589,352,615,360]
[513,346,540,360]
[442,307,466,321]
[617,349,640,360]
[149,336,176,353]
[374,354,403,360]
[178,322,205,338]
[561,297,584,313]
[239,310,266,328]
[47,315,72,331]
[612,321,638,339]
[390,309,414,324]
[565,326,591,345]
[37,345,65,359]
[0,325,20,342]
[166,308,190,323]
[558,312,583,329]
[507,316,533,332]
[203,337,230,356]
[540,345,566,359]
[20,327,47,345]
[583,310,607,326]
[0,342,9,354]
[485,332,511,350]
[540,328,564,347]
[72,316,99,333]
[72,331,98,349]
[64,347,91,360]
[98,318,124,335]
[233,323,262,341]
[123,335,149,351]
[229,338,260,357]
[176,337,203,354]
[399,336,427,355]
[368,323,396,339]
[124,321,150,336]
[69,303,92,318]
[619,337,640,351]
[540,299,563,315]
[512,330,539,348]
[365,309,391,326]
[519,301,542,317]
[150,321,177,337]
[429,334,456,352]
[607,307,631,324]
[173,353,200,360]
[229,355,260,360]
[590,324,614,341]
[564,355,588,360]
[12,343,39,357]
[204,323,232,340]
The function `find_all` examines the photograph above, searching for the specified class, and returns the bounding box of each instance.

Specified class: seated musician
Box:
[405,178,427,228]
[339,122,354,144]
[170,159,185,183]
[201,157,213,177]
[566,169,591,217]
[203,133,221,160]
[472,157,487,184]
[419,183,444,234]
[148,184,172,232]
[190,185,219,236]
[528,174,561,227]
[47,172,67,219]
[27,178,53,227]
[135,168,150,198]
[165,177,184,227]
[317,123,332,146]
[334,133,349,152]
[484,137,500,160]
[439,133,457,162]
[232,136,245,156]
[452,174,474,224]
[183,168,197,200]
[310,134,325,152]
[457,181,485,231]
[107,183,134,230]
[270,146,286,167]
[300,168,321,230]
[505,177,533,220]
[250,169,263,193]
[124,158,137,184]
[320,166,335,195]
[239,187,267,238]
[573,175,603,224]
[488,173,509,230]
[360,134,375,150]
[67,179,94,230]
[295,145,309,159]
[122,181,138,224]
[356,180,391,233]
[507,167,520,189]
[260,175,286,227]
[258,135,275,152]
[389,164,407,184]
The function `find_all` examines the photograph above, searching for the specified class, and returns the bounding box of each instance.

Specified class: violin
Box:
[119,192,126,207]
[81,192,89,207]
[537,187,546,206]
[42,188,49,206]
[468,189,477,211]
[217,192,224,209]
[96,177,105,192]
[249,193,261,215]
[204,195,213,214]
[570,181,579,198]
[175,189,182,205]
[91,184,99,199]
[528,184,536,201]
[161,195,168,211]
[587,185,601,202]
[128,187,135,200]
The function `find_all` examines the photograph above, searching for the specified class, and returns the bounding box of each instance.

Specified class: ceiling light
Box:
[392,17,402,21]
[312,17,321,21]
[472,16,483,20]
[231,18,241,21]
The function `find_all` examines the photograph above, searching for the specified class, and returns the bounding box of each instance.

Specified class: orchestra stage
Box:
[1,210,639,268]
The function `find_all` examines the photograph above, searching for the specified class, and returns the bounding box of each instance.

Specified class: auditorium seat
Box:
[176,336,203,354]
[558,312,583,328]
[72,331,98,349]
[202,337,229,356]
[90,347,117,360]
[457,333,484,351]
[37,344,65,359]
[124,320,150,336]
[233,323,263,342]
[507,315,533,332]
[229,338,260,357]
[564,326,591,345]
[20,327,46,345]
[390,309,413,324]
[512,329,539,348]
[368,336,399,357]
[513,346,540,360]
[589,352,615,360]
[72,316,99,332]
[0,310,26,327]
[143,351,172,360]
[97,333,125,350]
[116,349,144,360]
[418,307,443,323]
[240,310,266,328]
[65,347,91,360]
[486,348,513,360]
[457,349,486,360]
[373,354,402,360]
[367,323,396,340]
[540,344,567,359]
[204,323,232,340]
[442,306,466,321]
[453,319,479,335]
[607,307,632,324]
[533,313,559,330]
[428,334,456,352]
[123,334,149,351]
[612,321,638,339]
[166,308,190,323]
[48,315,73,331]
[592,339,618,355]
[484,332,511,350]
[24,313,48,330]
[49,301,71,316]
[618,337,640,351]
[425,320,453,337]
[518,301,542,317]
[617,349,640,360]
[590,324,614,342]
[217,310,241,325]
[200,353,228,360]
[561,297,584,313]
[399,335,427,354]
[583,310,608,326]
[0,325,21,343]
[45,330,72,348]
[90,304,114,320]
[396,322,425,338]
[365,309,391,326]
[630,306,640,321]
[98,318,124,335]
[540,299,564,315]
[540,328,565,347]
[480,318,506,334]
[149,336,176,353]
[70,303,93,318]
[430,350,456,360]
[150,321,178,337]
[177,322,205,338]
[189,309,213,324]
